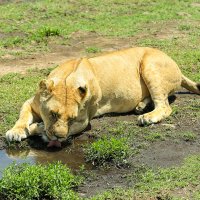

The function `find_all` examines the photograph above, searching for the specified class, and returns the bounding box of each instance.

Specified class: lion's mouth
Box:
[47,140,62,148]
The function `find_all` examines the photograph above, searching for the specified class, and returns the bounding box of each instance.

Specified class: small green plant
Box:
[85,46,101,54]
[144,132,165,142]
[38,26,61,37]
[1,36,23,47]
[32,26,61,43]
[178,24,191,31]
[0,162,82,200]
[84,136,130,166]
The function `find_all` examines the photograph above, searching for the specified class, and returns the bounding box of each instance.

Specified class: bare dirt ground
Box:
[0,31,135,75]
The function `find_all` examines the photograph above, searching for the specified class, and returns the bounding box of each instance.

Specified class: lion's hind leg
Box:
[138,56,181,125]
[138,99,172,125]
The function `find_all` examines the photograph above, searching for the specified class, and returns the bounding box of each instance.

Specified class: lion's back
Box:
[48,59,78,80]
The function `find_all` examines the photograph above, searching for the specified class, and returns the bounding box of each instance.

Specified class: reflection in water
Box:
[0,150,34,178]
[0,137,92,177]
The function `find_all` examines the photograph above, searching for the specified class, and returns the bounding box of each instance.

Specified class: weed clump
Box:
[85,46,101,54]
[32,26,61,43]
[38,26,61,37]
[181,131,197,142]
[0,162,82,200]
[84,136,130,166]
[144,132,165,142]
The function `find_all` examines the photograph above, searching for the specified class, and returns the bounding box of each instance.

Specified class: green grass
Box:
[144,132,165,142]
[178,24,191,31]
[0,0,200,58]
[83,119,199,168]
[0,70,49,135]
[181,131,197,142]
[135,156,200,192]
[0,162,82,200]
[85,46,102,54]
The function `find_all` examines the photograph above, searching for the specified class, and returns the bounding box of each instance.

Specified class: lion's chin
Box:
[41,134,50,142]
[47,140,62,148]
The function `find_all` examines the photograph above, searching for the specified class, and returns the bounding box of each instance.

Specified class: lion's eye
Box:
[68,118,75,126]
[51,111,60,119]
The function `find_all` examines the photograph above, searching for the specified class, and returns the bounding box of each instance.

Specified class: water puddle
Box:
[0,136,92,178]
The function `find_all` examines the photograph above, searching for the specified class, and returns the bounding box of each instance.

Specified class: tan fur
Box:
[6,47,200,142]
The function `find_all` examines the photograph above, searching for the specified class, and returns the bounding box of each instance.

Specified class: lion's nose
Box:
[54,126,68,137]
[53,132,67,140]
[47,134,65,142]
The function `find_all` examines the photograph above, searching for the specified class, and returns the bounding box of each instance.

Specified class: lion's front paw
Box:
[29,122,45,135]
[6,128,28,142]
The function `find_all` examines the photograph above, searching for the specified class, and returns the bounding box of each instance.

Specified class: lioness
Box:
[6,47,200,146]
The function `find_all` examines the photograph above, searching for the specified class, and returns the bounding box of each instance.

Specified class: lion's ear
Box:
[39,79,54,92]
[78,86,87,98]
[39,79,47,90]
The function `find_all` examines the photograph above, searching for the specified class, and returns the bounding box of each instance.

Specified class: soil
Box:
[0,30,200,198]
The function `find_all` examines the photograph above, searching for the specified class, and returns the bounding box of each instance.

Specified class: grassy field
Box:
[0,0,200,199]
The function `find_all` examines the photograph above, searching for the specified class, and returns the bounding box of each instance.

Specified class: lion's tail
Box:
[181,74,200,94]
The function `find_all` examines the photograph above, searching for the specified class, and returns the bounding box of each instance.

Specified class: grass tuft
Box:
[181,131,197,142]
[85,46,102,54]
[84,136,130,166]
[0,162,82,200]
[144,132,165,142]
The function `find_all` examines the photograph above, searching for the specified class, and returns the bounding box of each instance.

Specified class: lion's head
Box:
[38,76,90,143]
[37,58,101,145]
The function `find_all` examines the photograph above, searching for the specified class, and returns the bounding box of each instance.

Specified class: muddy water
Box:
[0,137,92,178]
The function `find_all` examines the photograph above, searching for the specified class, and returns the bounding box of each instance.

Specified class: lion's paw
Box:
[6,128,28,142]
[135,103,146,114]
[29,122,45,135]
[138,114,159,126]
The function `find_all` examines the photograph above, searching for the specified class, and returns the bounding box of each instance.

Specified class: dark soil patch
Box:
[78,168,132,198]
[0,136,6,150]
[133,140,200,168]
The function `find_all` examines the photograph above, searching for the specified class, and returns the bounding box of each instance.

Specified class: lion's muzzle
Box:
[46,121,68,142]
